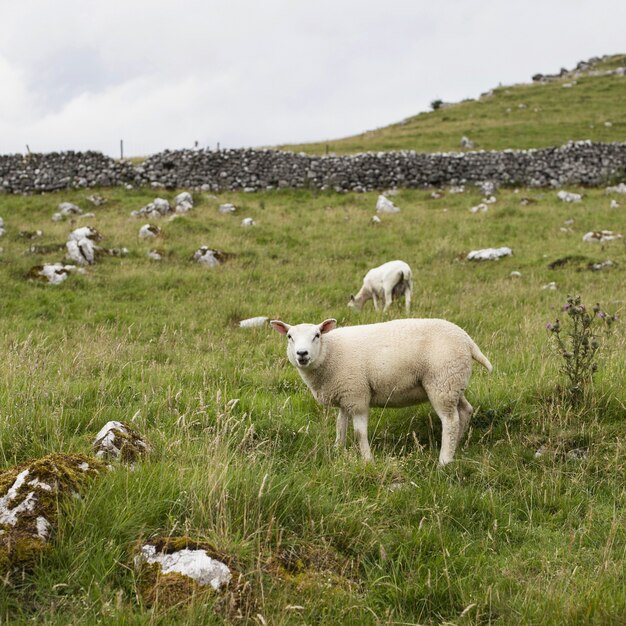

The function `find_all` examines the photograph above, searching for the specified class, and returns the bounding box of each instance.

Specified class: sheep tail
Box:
[470,340,493,373]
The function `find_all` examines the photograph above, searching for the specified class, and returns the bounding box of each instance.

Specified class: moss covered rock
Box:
[0,453,106,575]
[92,421,149,462]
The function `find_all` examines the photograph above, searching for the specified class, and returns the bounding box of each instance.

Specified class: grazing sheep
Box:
[271,318,492,465]
[348,260,413,314]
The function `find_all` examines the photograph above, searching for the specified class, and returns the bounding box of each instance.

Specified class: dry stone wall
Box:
[2,141,625,195]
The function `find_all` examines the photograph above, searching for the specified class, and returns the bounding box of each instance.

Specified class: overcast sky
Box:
[1,0,624,157]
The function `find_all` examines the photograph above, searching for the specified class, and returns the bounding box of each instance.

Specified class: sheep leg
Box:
[335,409,349,448]
[428,395,461,466]
[352,413,373,462]
[457,396,473,444]
[382,288,394,312]
[371,292,380,311]
[404,285,412,314]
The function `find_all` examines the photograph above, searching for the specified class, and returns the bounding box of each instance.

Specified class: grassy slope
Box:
[279,55,626,154]
[0,186,625,624]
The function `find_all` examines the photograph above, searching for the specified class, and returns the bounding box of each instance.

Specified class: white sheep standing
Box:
[271,317,492,466]
[348,260,413,314]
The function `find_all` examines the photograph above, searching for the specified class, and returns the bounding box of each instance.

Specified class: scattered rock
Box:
[430,191,445,199]
[66,226,102,266]
[18,229,44,239]
[460,136,475,149]
[0,217,5,238]
[483,195,497,204]
[92,421,149,462]
[370,215,382,224]
[218,203,236,214]
[466,246,512,261]
[478,181,497,196]
[58,202,83,217]
[86,194,106,206]
[376,195,400,214]
[606,182,626,194]
[582,230,623,243]
[541,281,558,290]
[0,454,105,575]
[519,197,536,206]
[28,263,84,285]
[469,203,489,214]
[147,249,163,261]
[448,185,465,194]
[139,224,161,239]
[239,316,269,328]
[610,199,620,209]
[510,271,522,278]
[557,190,582,203]
[193,247,230,267]
[132,197,172,218]
[240,217,255,227]
[588,260,616,271]
[174,191,193,213]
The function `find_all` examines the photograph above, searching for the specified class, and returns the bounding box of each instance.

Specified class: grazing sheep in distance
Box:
[271,318,492,466]
[348,260,413,314]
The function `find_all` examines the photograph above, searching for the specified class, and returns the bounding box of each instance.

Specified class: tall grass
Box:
[0,185,624,624]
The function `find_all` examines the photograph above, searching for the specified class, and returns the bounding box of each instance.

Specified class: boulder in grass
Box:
[557,190,582,203]
[134,536,237,609]
[174,192,193,214]
[193,247,230,268]
[466,247,513,261]
[139,224,161,239]
[582,230,623,243]
[28,263,84,285]
[58,202,83,217]
[375,195,400,214]
[218,203,236,214]
[0,454,105,575]
[92,421,149,462]
[240,217,255,227]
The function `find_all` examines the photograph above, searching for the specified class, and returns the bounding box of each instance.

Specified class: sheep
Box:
[270,317,492,465]
[348,260,413,314]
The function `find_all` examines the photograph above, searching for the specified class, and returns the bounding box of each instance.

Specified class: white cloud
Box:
[0,0,625,155]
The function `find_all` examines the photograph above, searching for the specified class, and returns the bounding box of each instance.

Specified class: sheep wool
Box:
[271,317,492,466]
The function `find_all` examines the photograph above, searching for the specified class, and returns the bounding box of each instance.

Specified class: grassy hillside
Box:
[0,185,624,624]
[279,54,626,154]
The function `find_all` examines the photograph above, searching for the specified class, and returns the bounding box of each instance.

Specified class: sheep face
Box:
[271,319,337,369]
[347,295,362,311]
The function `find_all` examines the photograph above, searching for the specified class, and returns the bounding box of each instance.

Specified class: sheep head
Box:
[270,319,337,369]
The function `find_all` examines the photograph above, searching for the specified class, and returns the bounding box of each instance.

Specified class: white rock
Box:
[610,200,620,209]
[589,260,615,271]
[557,190,582,203]
[219,203,236,214]
[77,212,96,220]
[510,271,522,278]
[68,226,101,242]
[147,250,163,261]
[371,215,382,224]
[175,200,193,214]
[469,203,489,214]
[467,247,513,261]
[36,516,51,540]
[376,195,400,214]
[193,247,221,267]
[66,239,97,265]
[241,217,255,227]
[541,282,558,290]
[448,185,465,194]
[239,316,269,328]
[483,195,497,204]
[136,544,231,590]
[460,136,475,149]
[139,224,161,239]
[582,230,623,243]
[51,213,64,222]
[606,182,626,194]
[36,263,81,285]
[153,198,171,214]
[174,192,193,207]
[58,202,83,216]
[93,421,147,459]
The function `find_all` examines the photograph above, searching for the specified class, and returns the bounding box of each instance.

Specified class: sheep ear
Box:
[318,319,337,334]
[270,320,291,335]
[350,295,355,302]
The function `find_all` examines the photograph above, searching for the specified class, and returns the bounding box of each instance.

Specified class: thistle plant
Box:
[546,295,618,404]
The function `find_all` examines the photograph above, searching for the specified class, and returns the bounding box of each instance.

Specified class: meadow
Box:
[279,55,626,155]
[0,184,625,625]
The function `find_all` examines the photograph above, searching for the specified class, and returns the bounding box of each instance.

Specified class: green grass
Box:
[278,54,626,155]
[0,185,625,624]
